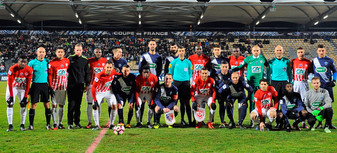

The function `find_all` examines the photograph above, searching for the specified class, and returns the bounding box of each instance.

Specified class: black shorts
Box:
[29,83,49,103]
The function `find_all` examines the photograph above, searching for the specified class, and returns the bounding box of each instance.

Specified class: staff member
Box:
[67,44,90,129]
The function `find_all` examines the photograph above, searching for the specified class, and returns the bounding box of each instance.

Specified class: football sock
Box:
[93,110,99,126]
[20,107,27,125]
[29,109,35,126]
[7,107,13,125]
[87,103,92,124]
[118,108,124,123]
[110,109,117,125]
[45,108,51,125]
[58,107,64,124]
[147,108,154,124]
[52,107,57,125]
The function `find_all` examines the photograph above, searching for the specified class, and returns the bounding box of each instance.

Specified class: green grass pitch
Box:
[1,81,337,152]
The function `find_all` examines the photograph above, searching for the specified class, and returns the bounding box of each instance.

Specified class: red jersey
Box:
[48,58,70,90]
[254,86,279,121]
[190,76,216,103]
[135,73,158,105]
[7,64,33,97]
[188,54,209,80]
[290,58,313,81]
[88,57,107,85]
[91,70,119,101]
[228,55,245,77]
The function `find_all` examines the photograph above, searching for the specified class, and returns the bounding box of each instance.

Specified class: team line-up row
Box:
[5,41,337,133]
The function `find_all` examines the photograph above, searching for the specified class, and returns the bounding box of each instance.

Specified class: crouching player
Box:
[91,60,119,130]
[48,47,70,130]
[278,83,307,132]
[154,73,179,129]
[6,56,33,131]
[220,72,253,129]
[191,67,216,129]
[250,79,279,131]
[113,65,136,128]
[135,65,158,128]
[304,77,333,133]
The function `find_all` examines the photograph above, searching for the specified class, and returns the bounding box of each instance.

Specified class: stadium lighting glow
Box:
[75,12,79,18]
[139,14,141,19]
[314,21,319,25]
[262,15,266,19]
[197,20,201,25]
[17,19,21,24]
[256,21,260,25]
[323,15,328,19]
[200,14,204,19]
[139,21,141,25]
[10,13,14,17]
[79,19,82,24]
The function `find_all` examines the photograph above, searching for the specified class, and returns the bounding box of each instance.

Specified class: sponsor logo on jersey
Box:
[194,64,203,70]
[213,64,220,70]
[252,66,261,73]
[261,99,271,105]
[296,68,305,75]
[283,67,286,71]
[141,86,151,92]
[94,67,103,74]
[200,89,209,94]
[160,96,172,102]
[15,77,25,84]
[316,67,327,73]
[57,69,67,76]
[149,63,156,68]
[104,81,112,87]
[94,77,99,82]
[312,101,321,107]
[122,86,132,92]
[287,104,295,110]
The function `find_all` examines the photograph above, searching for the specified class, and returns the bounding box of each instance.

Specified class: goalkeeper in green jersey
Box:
[232,45,269,127]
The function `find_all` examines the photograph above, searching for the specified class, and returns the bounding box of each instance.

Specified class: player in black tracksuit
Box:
[112,65,136,128]
[67,44,90,129]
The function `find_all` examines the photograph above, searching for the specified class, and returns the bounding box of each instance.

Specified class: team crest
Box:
[198,60,201,63]
[20,73,23,76]
[102,63,105,66]
[268,92,271,96]
[325,62,328,65]
[235,62,238,64]
[97,63,100,66]
[61,64,64,68]
[299,64,302,67]
[119,64,121,67]
[25,73,28,76]
[260,60,263,63]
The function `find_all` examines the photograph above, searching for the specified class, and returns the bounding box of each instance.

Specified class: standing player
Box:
[214,61,232,128]
[164,43,178,75]
[67,44,90,129]
[312,44,337,129]
[191,68,216,129]
[135,65,158,128]
[250,79,279,131]
[188,45,210,81]
[48,47,70,130]
[232,45,269,127]
[6,56,33,131]
[228,47,245,77]
[86,48,107,129]
[153,73,179,129]
[219,72,253,129]
[304,77,333,133]
[210,45,229,78]
[91,60,119,130]
[138,40,163,78]
[278,83,307,132]
[291,47,312,129]
[27,47,52,130]
[112,48,128,73]
[168,46,193,126]
[113,65,136,128]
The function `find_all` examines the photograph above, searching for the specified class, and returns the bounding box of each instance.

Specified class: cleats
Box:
[46,124,52,130]
[324,127,331,133]
[20,124,25,131]
[207,122,214,129]
[7,124,13,132]
[52,124,58,130]
[58,124,65,129]
[219,123,226,128]
[86,123,93,129]
[196,122,202,129]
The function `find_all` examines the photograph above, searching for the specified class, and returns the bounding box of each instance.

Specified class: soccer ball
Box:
[113,124,125,135]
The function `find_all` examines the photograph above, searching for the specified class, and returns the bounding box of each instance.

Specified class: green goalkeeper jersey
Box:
[233,55,268,86]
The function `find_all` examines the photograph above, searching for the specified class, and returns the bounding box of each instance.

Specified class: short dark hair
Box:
[18,55,28,60]
[122,64,130,68]
[177,45,185,49]
[201,67,208,71]
[106,60,113,65]
[259,79,268,84]
[56,47,64,51]
[142,65,150,72]
[297,47,304,50]
[317,44,325,49]
[220,60,229,65]
[170,43,177,46]
[213,45,221,49]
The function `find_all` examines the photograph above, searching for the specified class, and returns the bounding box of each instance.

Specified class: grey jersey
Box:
[304,88,332,113]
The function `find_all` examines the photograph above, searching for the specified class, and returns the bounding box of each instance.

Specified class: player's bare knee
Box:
[43,102,50,108]
[250,113,257,120]
[155,106,160,113]
[129,103,134,110]
[112,105,117,110]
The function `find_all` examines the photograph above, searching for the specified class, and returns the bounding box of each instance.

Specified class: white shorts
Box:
[293,81,309,101]
[251,108,276,121]
[194,95,213,108]
[6,86,25,105]
[96,91,117,106]
[51,90,67,105]
[137,93,153,106]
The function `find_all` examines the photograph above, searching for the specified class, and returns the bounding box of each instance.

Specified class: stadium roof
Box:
[1,0,337,31]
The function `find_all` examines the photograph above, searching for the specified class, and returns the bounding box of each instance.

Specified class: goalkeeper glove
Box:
[328,80,336,87]
[92,100,99,110]
[6,97,14,106]
[316,115,323,122]
[20,97,28,107]
[312,110,321,116]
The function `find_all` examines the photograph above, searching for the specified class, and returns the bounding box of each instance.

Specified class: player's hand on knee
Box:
[48,86,55,97]
[192,102,197,111]
[129,103,134,110]
[92,100,99,110]
[328,80,336,87]
[7,97,14,106]
[163,108,170,113]
[118,103,123,109]
[210,103,216,110]
[20,97,28,107]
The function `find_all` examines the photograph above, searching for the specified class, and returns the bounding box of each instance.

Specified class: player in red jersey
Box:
[48,47,70,130]
[228,47,245,77]
[91,60,119,130]
[6,56,33,132]
[86,48,107,129]
[250,79,279,131]
[135,65,158,128]
[188,45,210,81]
[191,67,216,129]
